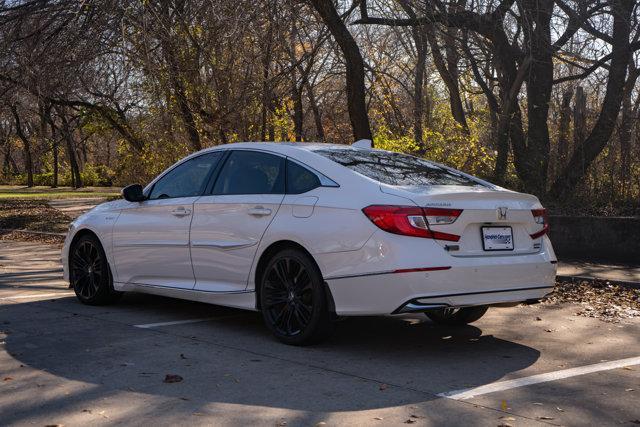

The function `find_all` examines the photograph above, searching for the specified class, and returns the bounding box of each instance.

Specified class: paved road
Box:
[1,240,638,426]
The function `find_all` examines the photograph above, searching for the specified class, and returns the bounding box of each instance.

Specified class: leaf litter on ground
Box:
[544,280,640,322]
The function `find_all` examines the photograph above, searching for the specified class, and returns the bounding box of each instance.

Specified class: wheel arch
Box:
[67,228,110,274]
[253,240,334,313]
[69,228,102,253]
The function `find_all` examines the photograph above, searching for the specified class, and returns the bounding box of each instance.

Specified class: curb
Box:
[556,274,640,290]
[0,228,66,237]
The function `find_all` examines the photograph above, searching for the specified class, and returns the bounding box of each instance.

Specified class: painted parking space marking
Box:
[133,317,218,329]
[439,356,640,400]
[0,292,75,301]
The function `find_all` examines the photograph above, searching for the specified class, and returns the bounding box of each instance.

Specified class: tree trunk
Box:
[59,110,83,188]
[619,63,639,193]
[412,27,427,146]
[11,106,33,187]
[518,0,554,195]
[424,25,468,131]
[557,88,573,171]
[549,0,634,199]
[304,79,325,141]
[311,0,372,143]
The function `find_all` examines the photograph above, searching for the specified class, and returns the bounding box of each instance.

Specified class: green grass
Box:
[0,185,121,199]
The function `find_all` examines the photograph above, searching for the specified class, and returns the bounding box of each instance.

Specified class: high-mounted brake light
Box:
[362,205,461,242]
[530,208,549,239]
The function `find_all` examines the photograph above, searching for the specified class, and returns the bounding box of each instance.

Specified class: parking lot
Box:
[1,240,639,426]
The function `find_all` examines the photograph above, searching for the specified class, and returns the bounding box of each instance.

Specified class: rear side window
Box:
[212,150,285,195]
[286,160,321,194]
[313,149,480,187]
[149,152,222,199]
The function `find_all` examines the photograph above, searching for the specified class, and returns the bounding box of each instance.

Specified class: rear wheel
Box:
[425,306,488,325]
[70,234,122,305]
[260,248,333,345]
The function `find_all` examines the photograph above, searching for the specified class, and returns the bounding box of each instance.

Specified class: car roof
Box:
[195,141,353,154]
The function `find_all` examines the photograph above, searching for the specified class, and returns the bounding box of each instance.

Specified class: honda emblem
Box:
[497,207,508,220]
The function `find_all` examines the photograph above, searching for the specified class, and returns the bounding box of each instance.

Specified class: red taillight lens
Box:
[362,205,461,241]
[530,208,549,239]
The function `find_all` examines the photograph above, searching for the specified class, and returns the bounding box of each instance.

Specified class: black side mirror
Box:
[122,184,147,202]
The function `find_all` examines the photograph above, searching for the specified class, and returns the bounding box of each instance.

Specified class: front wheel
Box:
[259,248,334,345]
[70,234,122,305]
[425,306,488,325]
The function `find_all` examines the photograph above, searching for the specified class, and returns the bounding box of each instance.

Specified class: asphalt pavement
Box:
[1,240,639,426]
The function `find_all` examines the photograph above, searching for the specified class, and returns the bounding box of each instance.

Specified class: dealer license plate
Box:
[481,226,514,251]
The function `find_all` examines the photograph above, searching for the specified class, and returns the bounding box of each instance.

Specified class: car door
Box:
[111,151,224,289]
[190,150,285,292]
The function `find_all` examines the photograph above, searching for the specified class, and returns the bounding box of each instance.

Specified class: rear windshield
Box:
[313,148,481,187]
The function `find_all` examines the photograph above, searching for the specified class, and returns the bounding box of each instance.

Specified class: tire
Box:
[425,306,488,325]
[259,248,334,345]
[69,234,122,306]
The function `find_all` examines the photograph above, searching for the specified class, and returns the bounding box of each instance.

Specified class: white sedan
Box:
[63,142,556,345]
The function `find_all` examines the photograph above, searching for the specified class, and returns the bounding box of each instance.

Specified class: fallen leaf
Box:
[404,419,416,424]
[82,409,91,413]
[538,416,555,420]
[625,388,635,392]
[373,417,383,420]
[379,384,388,391]
[622,367,635,371]
[3,377,12,381]
[535,316,542,321]
[163,374,183,383]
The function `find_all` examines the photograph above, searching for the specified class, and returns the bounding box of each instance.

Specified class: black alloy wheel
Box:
[260,248,333,345]
[70,234,121,305]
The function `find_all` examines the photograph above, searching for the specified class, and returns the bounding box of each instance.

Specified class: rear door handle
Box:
[171,207,192,217]
[248,206,272,216]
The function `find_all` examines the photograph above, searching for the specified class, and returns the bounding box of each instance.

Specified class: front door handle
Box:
[171,207,192,217]
[248,206,272,217]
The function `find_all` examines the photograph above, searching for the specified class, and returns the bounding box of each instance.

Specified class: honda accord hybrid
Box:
[63,142,557,345]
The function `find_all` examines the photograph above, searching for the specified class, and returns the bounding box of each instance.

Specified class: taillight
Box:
[423,208,462,225]
[362,205,461,242]
[530,208,549,239]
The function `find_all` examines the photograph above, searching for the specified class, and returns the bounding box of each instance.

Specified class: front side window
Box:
[313,148,482,187]
[149,152,222,200]
[286,160,321,194]
[212,150,285,195]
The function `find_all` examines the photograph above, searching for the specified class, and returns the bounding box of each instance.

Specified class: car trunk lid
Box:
[380,184,545,256]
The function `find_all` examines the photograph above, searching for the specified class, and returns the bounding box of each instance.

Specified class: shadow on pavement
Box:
[0,291,543,424]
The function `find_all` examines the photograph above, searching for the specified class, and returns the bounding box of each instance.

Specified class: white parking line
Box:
[0,292,75,301]
[133,317,217,329]
[439,356,640,400]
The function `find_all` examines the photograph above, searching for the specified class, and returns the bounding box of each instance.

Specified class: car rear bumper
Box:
[320,232,556,316]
